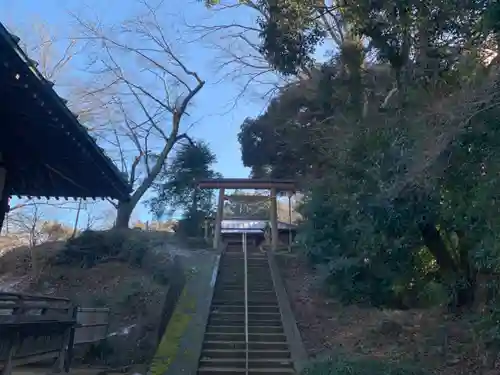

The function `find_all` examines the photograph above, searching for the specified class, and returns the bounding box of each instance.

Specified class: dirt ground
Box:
[0,230,211,368]
[276,253,499,375]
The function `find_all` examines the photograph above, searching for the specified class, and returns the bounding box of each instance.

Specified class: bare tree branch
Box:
[72,1,206,227]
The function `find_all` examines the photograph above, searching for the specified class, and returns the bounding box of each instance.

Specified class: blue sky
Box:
[1,0,275,224]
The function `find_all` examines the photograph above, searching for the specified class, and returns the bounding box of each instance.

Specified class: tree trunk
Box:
[0,204,6,234]
[420,223,477,309]
[72,200,82,238]
[115,201,134,229]
[455,230,477,308]
[419,223,457,273]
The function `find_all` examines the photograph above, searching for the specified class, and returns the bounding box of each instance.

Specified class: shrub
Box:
[176,210,207,238]
[55,229,150,268]
[302,356,431,375]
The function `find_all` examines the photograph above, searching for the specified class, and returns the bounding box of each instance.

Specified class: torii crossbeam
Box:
[197,178,296,250]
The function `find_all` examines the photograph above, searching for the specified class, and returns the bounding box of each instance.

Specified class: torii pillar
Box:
[270,188,278,251]
[197,179,296,251]
[213,188,225,249]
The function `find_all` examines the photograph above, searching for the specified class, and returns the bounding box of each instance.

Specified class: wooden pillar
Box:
[0,153,7,234]
[213,188,225,249]
[1,336,17,375]
[270,188,278,251]
[287,191,293,252]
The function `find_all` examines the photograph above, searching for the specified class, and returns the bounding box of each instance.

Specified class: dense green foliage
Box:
[230,0,500,320]
[302,355,431,375]
[149,141,220,237]
[200,0,500,367]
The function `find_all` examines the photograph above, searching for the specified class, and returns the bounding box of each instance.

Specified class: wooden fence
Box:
[0,257,187,375]
[0,293,110,375]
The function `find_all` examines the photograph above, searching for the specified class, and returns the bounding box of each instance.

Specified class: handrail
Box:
[0,292,70,302]
[0,292,74,327]
[242,232,249,375]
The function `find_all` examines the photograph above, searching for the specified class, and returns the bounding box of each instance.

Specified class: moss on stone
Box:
[149,287,193,375]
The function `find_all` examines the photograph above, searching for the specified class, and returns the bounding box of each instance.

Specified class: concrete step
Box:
[213,291,277,297]
[197,248,294,374]
[212,292,277,297]
[210,300,279,307]
[199,358,294,369]
[206,325,284,334]
[213,290,275,296]
[211,305,280,313]
[213,287,274,293]
[202,341,290,351]
[214,284,275,289]
[209,312,282,320]
[219,264,268,269]
[214,302,278,306]
[216,279,272,283]
[204,332,287,343]
[216,280,273,285]
[201,349,291,360]
[211,301,279,306]
[214,284,275,290]
[219,260,267,264]
[198,369,294,374]
[208,318,283,327]
[214,288,274,293]
[214,283,275,289]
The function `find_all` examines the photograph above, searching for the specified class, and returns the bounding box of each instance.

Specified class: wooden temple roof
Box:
[0,23,131,201]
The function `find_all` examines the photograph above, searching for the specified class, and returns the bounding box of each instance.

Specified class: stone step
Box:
[212,299,279,306]
[214,283,275,288]
[201,349,291,360]
[198,368,294,374]
[208,318,283,327]
[206,325,284,334]
[212,292,277,297]
[197,249,294,374]
[219,263,268,267]
[214,283,274,289]
[202,341,290,351]
[209,312,282,320]
[199,357,294,369]
[210,300,279,307]
[204,332,287,343]
[216,276,273,282]
[213,292,277,299]
[211,305,280,313]
[213,291,277,296]
[215,282,274,288]
[213,287,274,293]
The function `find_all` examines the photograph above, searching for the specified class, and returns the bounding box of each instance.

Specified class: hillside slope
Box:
[0,229,211,368]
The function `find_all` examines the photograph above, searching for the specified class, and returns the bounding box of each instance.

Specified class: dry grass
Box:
[0,229,188,367]
[276,254,499,375]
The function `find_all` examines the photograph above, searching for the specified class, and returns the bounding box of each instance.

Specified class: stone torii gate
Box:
[197,178,296,250]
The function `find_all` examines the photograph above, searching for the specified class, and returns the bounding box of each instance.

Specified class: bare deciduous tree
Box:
[74,0,205,228]
[188,0,349,104]
[186,1,285,104]
[9,21,79,83]
[8,202,45,249]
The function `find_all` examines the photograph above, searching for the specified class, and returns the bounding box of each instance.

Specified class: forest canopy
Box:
[233,0,500,315]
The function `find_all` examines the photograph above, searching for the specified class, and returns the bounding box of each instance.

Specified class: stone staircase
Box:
[197,244,295,374]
